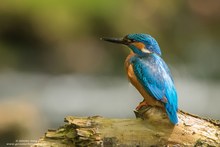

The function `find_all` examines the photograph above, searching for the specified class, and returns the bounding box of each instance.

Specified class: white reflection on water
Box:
[0,71,219,127]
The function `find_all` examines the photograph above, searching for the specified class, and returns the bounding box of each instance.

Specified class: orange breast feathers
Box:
[124,53,163,107]
[131,42,146,50]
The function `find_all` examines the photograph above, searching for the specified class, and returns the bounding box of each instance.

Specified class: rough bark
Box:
[32,106,220,147]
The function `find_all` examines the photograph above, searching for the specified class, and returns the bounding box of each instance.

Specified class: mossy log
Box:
[32,106,220,147]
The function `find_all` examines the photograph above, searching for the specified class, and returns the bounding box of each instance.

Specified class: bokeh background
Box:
[1,0,220,145]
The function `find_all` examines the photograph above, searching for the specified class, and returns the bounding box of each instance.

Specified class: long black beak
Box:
[100,37,128,45]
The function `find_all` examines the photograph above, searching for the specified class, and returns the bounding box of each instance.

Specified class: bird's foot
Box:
[134,101,153,119]
[134,101,170,124]
[134,103,152,119]
[135,101,148,110]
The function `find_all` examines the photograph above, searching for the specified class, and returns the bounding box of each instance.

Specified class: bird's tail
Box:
[164,103,178,125]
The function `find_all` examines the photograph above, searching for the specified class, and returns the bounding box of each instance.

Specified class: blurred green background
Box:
[0,0,220,146]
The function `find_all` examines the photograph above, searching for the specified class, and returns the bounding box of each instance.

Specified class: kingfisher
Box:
[101,34,178,125]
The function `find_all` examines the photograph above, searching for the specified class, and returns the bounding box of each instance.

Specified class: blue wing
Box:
[130,54,178,124]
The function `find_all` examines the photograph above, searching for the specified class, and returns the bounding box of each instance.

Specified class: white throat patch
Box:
[141,48,151,53]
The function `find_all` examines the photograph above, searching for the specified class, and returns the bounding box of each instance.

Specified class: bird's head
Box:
[101,33,161,56]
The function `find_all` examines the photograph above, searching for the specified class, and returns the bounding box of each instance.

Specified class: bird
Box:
[101,33,178,125]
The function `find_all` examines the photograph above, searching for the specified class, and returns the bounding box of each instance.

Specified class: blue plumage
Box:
[102,33,178,125]
[130,54,178,124]
[127,34,162,56]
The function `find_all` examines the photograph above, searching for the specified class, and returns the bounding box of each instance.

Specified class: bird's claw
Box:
[136,101,148,110]
[134,104,152,119]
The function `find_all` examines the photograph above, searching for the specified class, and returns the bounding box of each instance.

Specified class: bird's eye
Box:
[129,39,135,42]
[123,36,135,43]
[125,38,135,43]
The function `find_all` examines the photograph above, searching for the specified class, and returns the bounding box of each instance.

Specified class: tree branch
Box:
[32,106,220,146]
